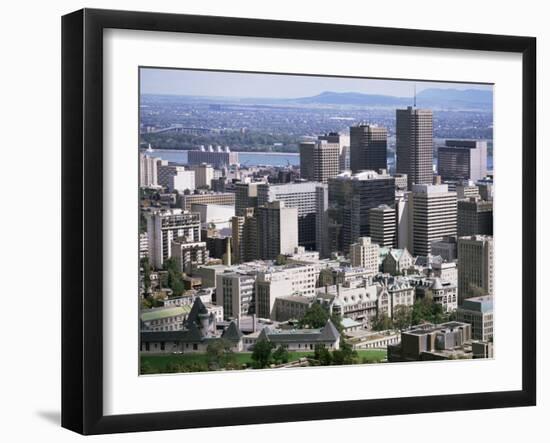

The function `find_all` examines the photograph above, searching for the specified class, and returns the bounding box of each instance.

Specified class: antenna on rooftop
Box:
[413,83,417,107]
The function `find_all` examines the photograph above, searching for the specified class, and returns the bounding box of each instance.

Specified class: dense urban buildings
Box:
[187,145,239,168]
[438,139,488,182]
[328,170,395,253]
[138,70,495,374]
[257,181,328,253]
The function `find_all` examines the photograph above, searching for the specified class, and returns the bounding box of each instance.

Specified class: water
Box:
[146,149,300,167]
[146,148,493,170]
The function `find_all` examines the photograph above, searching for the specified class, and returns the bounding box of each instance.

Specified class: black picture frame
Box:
[62,8,537,435]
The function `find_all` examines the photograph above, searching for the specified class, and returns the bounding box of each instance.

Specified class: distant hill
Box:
[287,88,493,110]
[142,87,493,111]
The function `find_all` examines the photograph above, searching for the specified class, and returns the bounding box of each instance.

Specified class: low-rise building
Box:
[388,321,473,361]
[140,305,192,332]
[254,319,340,352]
[140,298,243,353]
[382,248,414,275]
[456,295,494,341]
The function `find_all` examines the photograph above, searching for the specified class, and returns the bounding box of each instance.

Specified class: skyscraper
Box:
[318,132,351,172]
[256,201,299,260]
[146,209,201,268]
[437,139,488,182]
[349,237,380,276]
[299,140,340,183]
[139,153,161,188]
[231,208,258,264]
[410,184,457,256]
[257,181,329,254]
[396,106,434,188]
[457,197,493,236]
[235,181,261,216]
[369,204,397,248]
[328,170,395,253]
[350,124,387,172]
[457,235,494,304]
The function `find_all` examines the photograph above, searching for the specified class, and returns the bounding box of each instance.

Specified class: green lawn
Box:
[141,349,387,374]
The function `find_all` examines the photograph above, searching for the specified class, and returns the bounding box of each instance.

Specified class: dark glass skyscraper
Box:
[328,170,395,253]
[396,106,434,188]
[350,124,387,172]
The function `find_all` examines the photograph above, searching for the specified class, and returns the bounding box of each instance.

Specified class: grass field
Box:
[141,349,387,373]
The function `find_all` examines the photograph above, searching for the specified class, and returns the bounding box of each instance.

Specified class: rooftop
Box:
[140,305,191,322]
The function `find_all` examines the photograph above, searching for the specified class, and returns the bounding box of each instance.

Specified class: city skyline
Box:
[138,67,494,375]
[140,67,493,99]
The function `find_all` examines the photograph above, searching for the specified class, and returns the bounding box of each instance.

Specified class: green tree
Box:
[272,345,289,365]
[163,258,185,297]
[251,339,275,369]
[206,339,234,370]
[275,254,287,266]
[313,343,333,366]
[329,312,344,334]
[412,296,433,325]
[371,312,393,331]
[332,340,357,365]
[392,305,413,331]
[299,303,329,329]
[141,257,151,292]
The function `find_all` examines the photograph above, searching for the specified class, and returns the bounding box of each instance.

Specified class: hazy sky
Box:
[140,67,492,99]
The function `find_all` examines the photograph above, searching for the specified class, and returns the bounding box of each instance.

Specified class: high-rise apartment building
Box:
[231,208,258,264]
[318,132,351,172]
[189,163,214,189]
[147,209,201,268]
[256,201,299,260]
[349,237,380,276]
[396,106,434,188]
[457,198,493,236]
[328,170,395,253]
[139,153,162,188]
[215,272,255,320]
[299,140,340,183]
[235,181,261,216]
[257,182,329,254]
[410,184,457,256]
[350,124,387,172]
[438,139,488,182]
[457,235,494,304]
[368,204,397,248]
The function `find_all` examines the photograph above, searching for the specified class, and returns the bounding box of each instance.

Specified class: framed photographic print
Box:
[61,8,536,435]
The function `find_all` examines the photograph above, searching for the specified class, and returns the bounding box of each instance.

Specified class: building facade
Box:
[147,209,201,268]
[396,106,434,188]
[368,204,397,247]
[410,184,457,256]
[328,170,395,253]
[457,235,494,304]
[299,140,340,183]
[349,124,388,172]
[437,139,488,182]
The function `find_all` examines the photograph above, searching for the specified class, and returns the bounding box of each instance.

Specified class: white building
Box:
[158,164,196,192]
[215,272,256,320]
[139,152,162,188]
[349,237,380,276]
[410,184,457,256]
[255,263,319,319]
[147,209,201,268]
